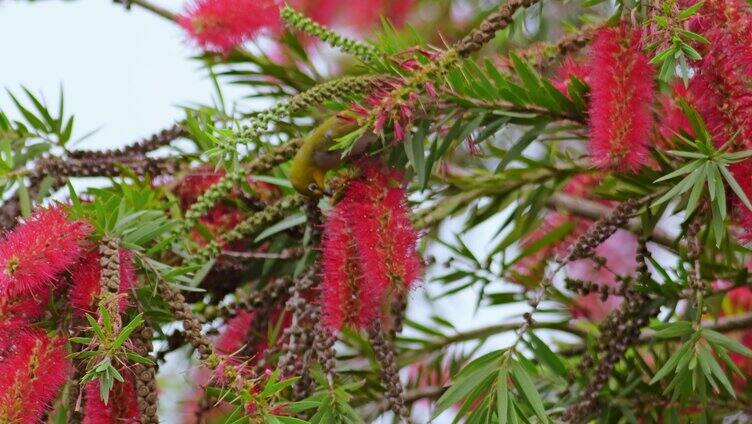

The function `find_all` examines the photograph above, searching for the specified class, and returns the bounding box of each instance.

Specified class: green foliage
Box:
[647,0,708,85]
[652,102,752,245]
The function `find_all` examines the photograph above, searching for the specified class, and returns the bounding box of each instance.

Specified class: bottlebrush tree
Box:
[3,0,752,422]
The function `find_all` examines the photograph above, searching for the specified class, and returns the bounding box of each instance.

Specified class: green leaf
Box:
[526,332,567,377]
[680,43,702,61]
[650,340,692,384]
[85,313,106,342]
[718,164,752,211]
[654,159,703,183]
[652,167,701,207]
[495,122,546,172]
[254,213,306,243]
[274,417,309,424]
[510,362,548,422]
[112,313,144,350]
[652,321,694,339]
[16,181,31,217]
[497,368,509,424]
[685,164,707,216]
[679,1,705,20]
[702,329,752,357]
[432,350,504,418]
[699,344,736,397]
[98,303,113,334]
[650,46,676,64]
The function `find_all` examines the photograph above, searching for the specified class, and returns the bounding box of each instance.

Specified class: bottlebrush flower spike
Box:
[177,0,280,53]
[69,248,136,315]
[655,82,694,146]
[82,378,139,424]
[215,310,255,355]
[0,330,70,422]
[587,24,655,171]
[321,207,366,329]
[552,56,589,95]
[344,165,421,321]
[0,206,91,298]
[0,291,49,324]
[731,160,752,241]
[320,163,421,330]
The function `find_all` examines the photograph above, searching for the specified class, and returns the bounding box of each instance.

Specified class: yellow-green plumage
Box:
[289,115,358,197]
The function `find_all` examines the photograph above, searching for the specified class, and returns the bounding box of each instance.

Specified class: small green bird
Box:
[289,115,375,197]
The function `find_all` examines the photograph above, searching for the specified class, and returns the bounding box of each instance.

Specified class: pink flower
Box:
[82,377,139,424]
[678,0,752,149]
[344,165,421,315]
[731,161,752,240]
[0,206,91,298]
[552,57,589,95]
[178,0,280,53]
[321,207,366,330]
[342,0,414,29]
[587,24,655,171]
[0,291,49,325]
[0,330,70,422]
[320,163,421,330]
[655,82,694,145]
[215,310,255,355]
[69,248,136,315]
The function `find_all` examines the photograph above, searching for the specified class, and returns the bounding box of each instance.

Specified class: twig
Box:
[127,0,177,22]
[547,192,676,248]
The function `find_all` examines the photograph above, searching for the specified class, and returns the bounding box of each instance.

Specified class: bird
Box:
[289,114,376,197]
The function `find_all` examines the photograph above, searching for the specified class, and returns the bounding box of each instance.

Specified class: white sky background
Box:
[0,0,224,151]
[0,2,529,422]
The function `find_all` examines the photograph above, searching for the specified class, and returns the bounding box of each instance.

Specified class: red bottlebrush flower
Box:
[655,82,694,146]
[288,0,339,27]
[69,248,136,315]
[0,330,70,422]
[685,69,752,149]
[343,165,421,315]
[587,24,655,171]
[677,0,752,149]
[730,160,752,241]
[0,291,49,324]
[0,206,91,298]
[320,207,365,330]
[215,310,255,355]
[686,0,752,78]
[320,163,421,330]
[342,0,414,29]
[552,56,589,95]
[177,166,281,209]
[82,377,140,424]
[177,0,280,53]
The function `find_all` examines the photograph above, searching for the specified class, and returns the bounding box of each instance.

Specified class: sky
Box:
[0,2,519,422]
[0,0,224,151]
